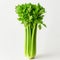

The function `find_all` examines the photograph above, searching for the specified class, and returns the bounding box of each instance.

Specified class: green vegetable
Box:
[15,3,46,59]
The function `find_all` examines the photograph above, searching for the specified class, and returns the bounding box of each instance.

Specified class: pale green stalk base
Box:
[24,24,37,59]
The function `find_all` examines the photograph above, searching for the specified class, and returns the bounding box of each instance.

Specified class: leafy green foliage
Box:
[15,3,46,29]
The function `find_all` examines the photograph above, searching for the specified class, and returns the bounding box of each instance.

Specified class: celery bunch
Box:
[15,3,46,59]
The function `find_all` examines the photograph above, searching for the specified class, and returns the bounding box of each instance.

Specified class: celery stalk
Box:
[15,3,46,59]
[30,24,37,58]
[24,24,37,59]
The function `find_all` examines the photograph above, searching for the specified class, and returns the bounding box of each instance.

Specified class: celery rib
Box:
[25,24,37,58]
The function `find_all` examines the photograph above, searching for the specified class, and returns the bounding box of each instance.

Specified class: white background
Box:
[0,0,60,60]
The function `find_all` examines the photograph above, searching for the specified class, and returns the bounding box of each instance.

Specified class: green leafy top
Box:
[15,3,46,29]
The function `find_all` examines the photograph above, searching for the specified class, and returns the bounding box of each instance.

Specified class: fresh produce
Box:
[15,3,46,59]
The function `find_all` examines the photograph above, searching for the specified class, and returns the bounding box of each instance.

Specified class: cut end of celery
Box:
[27,55,35,59]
